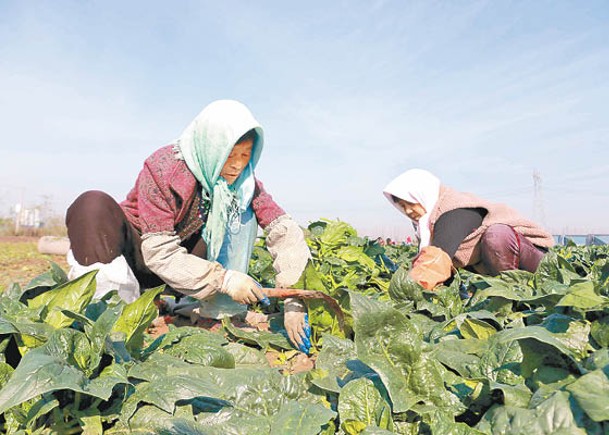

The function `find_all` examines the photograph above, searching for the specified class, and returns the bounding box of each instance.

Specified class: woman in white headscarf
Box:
[65,100,311,351]
[383,169,554,289]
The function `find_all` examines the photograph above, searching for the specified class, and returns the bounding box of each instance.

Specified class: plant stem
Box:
[74,392,82,411]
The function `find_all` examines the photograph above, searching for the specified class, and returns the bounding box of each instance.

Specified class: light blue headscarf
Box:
[177,100,263,268]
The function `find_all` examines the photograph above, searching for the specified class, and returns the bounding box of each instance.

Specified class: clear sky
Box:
[1,1,607,239]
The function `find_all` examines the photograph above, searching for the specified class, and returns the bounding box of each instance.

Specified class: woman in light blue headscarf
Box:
[65,100,311,349]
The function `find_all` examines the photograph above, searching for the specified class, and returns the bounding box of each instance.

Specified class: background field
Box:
[0,237,69,291]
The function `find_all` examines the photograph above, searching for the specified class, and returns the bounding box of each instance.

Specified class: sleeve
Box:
[141,233,226,299]
[265,215,311,288]
[252,179,286,229]
[432,208,486,258]
[251,179,310,287]
[136,159,178,234]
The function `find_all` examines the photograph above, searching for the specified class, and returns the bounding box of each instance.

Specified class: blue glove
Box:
[298,314,312,354]
[284,299,311,354]
[252,279,271,307]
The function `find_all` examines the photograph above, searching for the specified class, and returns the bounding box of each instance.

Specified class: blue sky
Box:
[1,1,607,238]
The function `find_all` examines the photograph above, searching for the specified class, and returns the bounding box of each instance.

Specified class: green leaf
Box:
[541,314,592,360]
[23,397,60,430]
[120,372,225,419]
[224,342,269,367]
[86,304,124,374]
[336,246,377,270]
[493,326,580,377]
[118,404,180,433]
[0,329,130,414]
[249,245,277,286]
[584,348,609,371]
[193,368,330,434]
[487,381,532,407]
[360,428,395,435]
[433,339,485,378]
[295,262,327,293]
[388,265,424,303]
[222,317,292,350]
[318,220,357,248]
[478,336,524,385]
[112,285,164,356]
[565,367,609,422]
[161,332,235,368]
[131,357,327,429]
[308,295,349,344]
[86,362,130,401]
[459,318,497,340]
[128,353,194,381]
[80,414,104,434]
[338,378,393,433]
[557,281,606,309]
[424,409,486,434]
[22,261,68,293]
[2,282,23,300]
[270,401,337,435]
[529,365,575,391]
[312,334,358,393]
[590,317,609,347]
[29,270,98,329]
[0,298,55,348]
[476,391,587,434]
[0,362,14,388]
[153,325,227,349]
[350,292,462,414]
[343,420,368,434]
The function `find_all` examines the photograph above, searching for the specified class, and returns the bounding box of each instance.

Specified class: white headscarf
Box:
[383,169,441,248]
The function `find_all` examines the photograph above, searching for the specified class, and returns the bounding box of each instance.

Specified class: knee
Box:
[66,191,116,224]
[479,224,517,254]
[70,190,115,209]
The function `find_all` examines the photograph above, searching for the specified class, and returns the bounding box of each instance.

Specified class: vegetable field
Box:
[0,220,608,434]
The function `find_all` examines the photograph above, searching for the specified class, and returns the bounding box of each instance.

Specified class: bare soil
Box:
[0,236,69,291]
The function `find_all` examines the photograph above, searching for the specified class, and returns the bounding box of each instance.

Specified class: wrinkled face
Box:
[220,138,253,185]
[395,198,426,222]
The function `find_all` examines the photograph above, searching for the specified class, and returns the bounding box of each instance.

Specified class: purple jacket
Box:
[120,145,286,239]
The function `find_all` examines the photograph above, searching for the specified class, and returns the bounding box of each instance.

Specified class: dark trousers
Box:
[476,224,546,276]
[66,190,206,289]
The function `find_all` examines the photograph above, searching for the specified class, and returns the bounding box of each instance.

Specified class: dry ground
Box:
[0,236,69,291]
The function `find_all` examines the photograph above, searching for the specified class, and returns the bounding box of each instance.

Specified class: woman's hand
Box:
[284,298,311,354]
[220,270,268,304]
[408,246,453,290]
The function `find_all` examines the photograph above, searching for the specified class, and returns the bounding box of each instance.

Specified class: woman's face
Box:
[220,138,253,185]
[395,198,426,222]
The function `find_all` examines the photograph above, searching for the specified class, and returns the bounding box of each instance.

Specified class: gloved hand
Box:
[284,298,311,354]
[220,270,269,305]
[408,246,453,290]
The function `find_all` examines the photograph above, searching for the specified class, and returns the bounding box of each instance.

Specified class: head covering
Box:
[383,169,441,248]
[177,100,263,263]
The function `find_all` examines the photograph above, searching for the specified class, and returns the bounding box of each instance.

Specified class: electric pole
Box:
[533,170,546,227]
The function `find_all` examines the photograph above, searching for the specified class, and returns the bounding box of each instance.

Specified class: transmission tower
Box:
[533,170,546,227]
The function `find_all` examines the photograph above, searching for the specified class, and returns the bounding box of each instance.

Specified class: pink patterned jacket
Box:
[120,145,285,239]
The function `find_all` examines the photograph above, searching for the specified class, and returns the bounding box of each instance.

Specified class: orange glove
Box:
[408,246,453,290]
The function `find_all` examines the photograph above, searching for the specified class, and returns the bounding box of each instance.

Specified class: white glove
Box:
[220,270,267,305]
[284,298,309,350]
